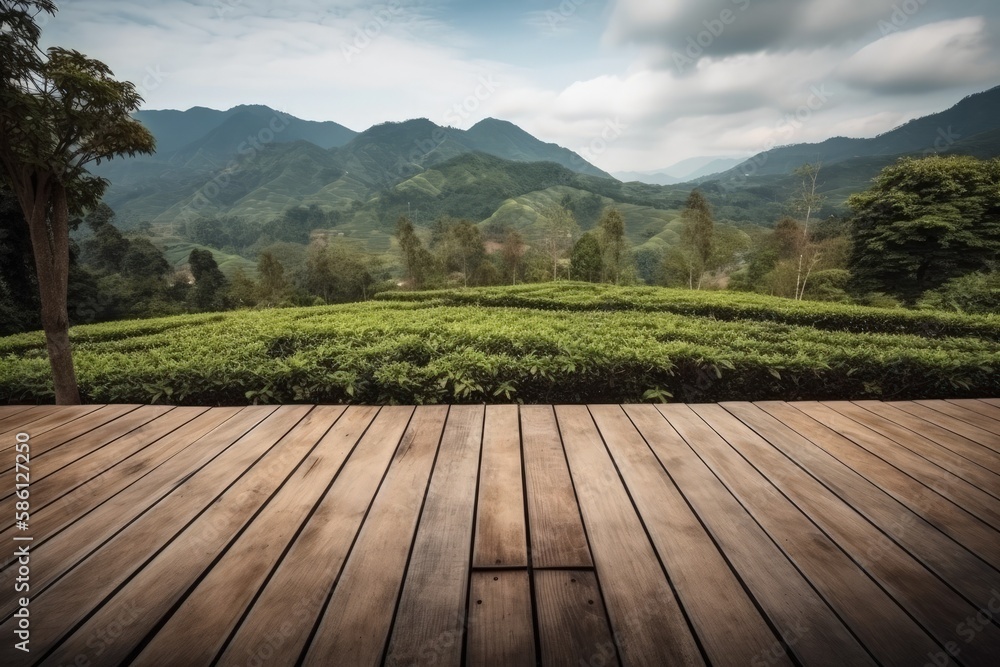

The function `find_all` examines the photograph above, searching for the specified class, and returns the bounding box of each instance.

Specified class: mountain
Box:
[90,86,1000,268]
[134,104,357,155]
[615,156,743,185]
[97,109,617,226]
[713,85,1000,182]
[463,118,613,179]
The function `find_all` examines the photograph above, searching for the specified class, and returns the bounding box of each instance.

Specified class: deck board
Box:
[1,399,998,666]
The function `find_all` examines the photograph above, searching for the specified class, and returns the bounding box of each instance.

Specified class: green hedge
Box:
[376,282,1000,341]
[1,284,996,404]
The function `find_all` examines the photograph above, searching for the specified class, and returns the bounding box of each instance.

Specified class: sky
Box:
[38,0,1000,173]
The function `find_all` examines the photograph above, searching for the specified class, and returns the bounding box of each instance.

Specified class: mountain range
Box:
[95,84,1000,264]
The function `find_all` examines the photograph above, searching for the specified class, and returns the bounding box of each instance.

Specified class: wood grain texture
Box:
[520,405,591,568]
[793,401,1000,529]
[590,404,791,667]
[854,400,1000,476]
[556,404,705,667]
[918,399,1000,435]
[466,571,536,667]
[893,401,1000,453]
[384,405,484,667]
[4,400,997,666]
[212,405,389,667]
[0,404,300,622]
[639,404,877,667]
[300,406,446,667]
[710,402,1000,665]
[0,404,104,447]
[0,405,315,666]
[46,406,344,667]
[473,404,527,568]
[730,401,1000,575]
[820,401,1000,498]
[533,570,619,667]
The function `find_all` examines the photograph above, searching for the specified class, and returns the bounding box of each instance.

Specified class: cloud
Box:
[605,0,901,59]
[836,17,1000,94]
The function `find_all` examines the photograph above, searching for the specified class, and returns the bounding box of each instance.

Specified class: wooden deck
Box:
[1,400,999,666]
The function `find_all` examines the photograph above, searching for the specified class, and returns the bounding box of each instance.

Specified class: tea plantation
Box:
[1,283,997,404]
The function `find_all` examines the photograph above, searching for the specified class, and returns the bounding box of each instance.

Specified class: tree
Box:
[0,2,155,403]
[257,251,289,305]
[790,164,825,300]
[500,229,525,285]
[226,268,258,308]
[848,156,1000,303]
[570,233,602,282]
[677,190,714,289]
[597,207,629,284]
[395,215,432,288]
[188,249,227,311]
[539,205,579,280]
[441,219,484,287]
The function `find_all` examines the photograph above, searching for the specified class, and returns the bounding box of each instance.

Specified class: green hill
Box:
[1,283,995,404]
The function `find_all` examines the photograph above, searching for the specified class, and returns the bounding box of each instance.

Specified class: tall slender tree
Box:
[678,190,714,289]
[597,207,628,284]
[0,2,155,403]
[539,204,578,280]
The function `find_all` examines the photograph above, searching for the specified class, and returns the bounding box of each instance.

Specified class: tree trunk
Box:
[24,180,81,404]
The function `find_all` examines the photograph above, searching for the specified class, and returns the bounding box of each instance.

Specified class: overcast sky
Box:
[39,0,1000,172]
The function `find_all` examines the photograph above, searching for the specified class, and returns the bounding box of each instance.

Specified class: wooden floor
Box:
[1,400,999,666]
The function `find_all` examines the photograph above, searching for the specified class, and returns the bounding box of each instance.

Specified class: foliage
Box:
[1,283,995,405]
[918,269,1000,315]
[597,207,630,284]
[570,233,602,282]
[848,155,1000,303]
[539,204,579,280]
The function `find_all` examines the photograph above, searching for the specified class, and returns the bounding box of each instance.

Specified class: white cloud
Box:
[837,17,1000,93]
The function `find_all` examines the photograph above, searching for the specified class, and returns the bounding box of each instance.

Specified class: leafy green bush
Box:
[918,271,1000,315]
[1,284,996,404]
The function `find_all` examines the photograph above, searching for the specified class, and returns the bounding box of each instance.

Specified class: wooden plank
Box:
[206,405,393,667]
[0,405,300,621]
[130,406,412,667]
[553,405,704,667]
[732,402,1000,603]
[950,398,1000,422]
[892,401,1000,454]
[520,405,591,568]
[794,402,1000,530]
[383,405,484,667]
[166,405,408,667]
[473,404,527,568]
[0,405,52,431]
[285,406,446,667]
[821,401,1000,498]
[36,406,334,667]
[0,404,33,419]
[855,401,1000,476]
[0,404,104,446]
[0,407,243,555]
[0,405,174,486]
[0,404,142,473]
[465,571,536,666]
[534,570,619,667]
[0,408,208,525]
[981,398,1000,408]
[590,404,791,667]
[919,399,1000,435]
[699,403,1000,665]
[639,404,877,666]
